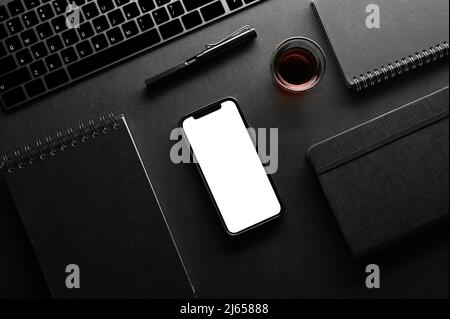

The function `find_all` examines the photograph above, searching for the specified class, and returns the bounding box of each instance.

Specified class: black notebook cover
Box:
[312,0,449,91]
[307,87,449,257]
[0,115,195,298]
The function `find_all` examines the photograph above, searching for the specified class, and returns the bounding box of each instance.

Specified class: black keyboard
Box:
[0,0,262,111]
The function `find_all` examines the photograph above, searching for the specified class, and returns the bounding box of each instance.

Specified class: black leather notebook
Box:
[312,0,449,91]
[0,114,195,298]
[307,87,449,257]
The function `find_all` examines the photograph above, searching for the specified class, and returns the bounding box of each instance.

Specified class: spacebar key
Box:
[68,29,161,79]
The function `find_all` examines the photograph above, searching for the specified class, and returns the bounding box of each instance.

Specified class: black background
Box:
[0,0,448,298]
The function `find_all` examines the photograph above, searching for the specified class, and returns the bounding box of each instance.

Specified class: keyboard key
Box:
[0,24,7,39]
[51,15,68,33]
[45,53,62,71]
[25,78,46,97]
[46,35,64,53]
[76,40,93,57]
[0,43,6,57]
[123,2,140,20]
[168,2,185,18]
[61,46,78,64]
[2,86,27,108]
[226,0,243,10]
[72,0,86,6]
[93,15,109,33]
[52,0,68,15]
[152,7,169,25]
[107,8,124,26]
[23,0,41,10]
[182,0,215,11]
[91,33,109,50]
[181,11,202,29]
[201,1,225,21]
[61,29,79,46]
[5,35,23,53]
[155,0,170,6]
[68,28,160,79]
[30,60,47,77]
[37,4,55,21]
[159,19,183,40]
[97,0,115,13]
[8,1,26,16]
[121,20,138,38]
[0,5,10,22]
[20,29,38,46]
[16,48,33,65]
[114,0,130,6]
[44,68,69,89]
[36,22,54,39]
[31,42,48,59]
[138,0,155,13]
[0,67,31,92]
[6,17,24,34]
[0,56,17,75]
[106,27,124,44]
[22,10,39,28]
[82,2,100,20]
[77,21,94,40]
[137,14,154,32]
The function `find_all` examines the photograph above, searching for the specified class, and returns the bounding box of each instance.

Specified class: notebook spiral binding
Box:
[0,112,121,174]
[352,41,449,91]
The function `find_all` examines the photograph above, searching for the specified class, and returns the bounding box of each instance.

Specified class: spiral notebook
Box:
[312,0,449,91]
[0,114,195,298]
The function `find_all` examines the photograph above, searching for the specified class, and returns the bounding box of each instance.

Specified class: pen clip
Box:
[204,25,253,50]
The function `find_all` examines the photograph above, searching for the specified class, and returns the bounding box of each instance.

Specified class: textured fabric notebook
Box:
[312,0,449,91]
[0,114,195,298]
[307,87,449,257]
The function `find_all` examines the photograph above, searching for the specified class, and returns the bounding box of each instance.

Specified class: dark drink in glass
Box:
[271,37,326,93]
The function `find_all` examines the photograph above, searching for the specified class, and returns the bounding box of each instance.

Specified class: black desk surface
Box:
[0,0,448,298]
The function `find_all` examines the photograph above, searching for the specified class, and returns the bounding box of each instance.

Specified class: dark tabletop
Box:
[0,0,448,298]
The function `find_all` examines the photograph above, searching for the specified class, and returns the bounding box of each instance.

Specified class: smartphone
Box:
[181,98,282,235]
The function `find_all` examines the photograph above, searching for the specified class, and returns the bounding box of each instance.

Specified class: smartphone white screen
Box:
[182,100,281,234]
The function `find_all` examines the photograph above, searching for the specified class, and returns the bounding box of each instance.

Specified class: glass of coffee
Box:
[270,37,326,93]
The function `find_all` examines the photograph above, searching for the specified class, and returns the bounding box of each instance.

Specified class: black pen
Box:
[145,26,257,88]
